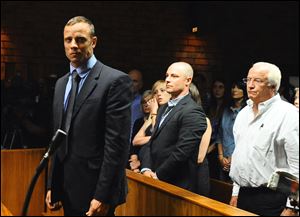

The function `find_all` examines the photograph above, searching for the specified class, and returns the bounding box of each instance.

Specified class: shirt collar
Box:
[246,93,281,114]
[168,93,188,107]
[69,55,97,78]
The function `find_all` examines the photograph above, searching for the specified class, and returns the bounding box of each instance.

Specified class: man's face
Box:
[165,65,191,99]
[128,71,143,94]
[246,66,273,104]
[64,22,97,67]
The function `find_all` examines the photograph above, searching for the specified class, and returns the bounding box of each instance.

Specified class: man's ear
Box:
[186,76,192,85]
[92,36,97,48]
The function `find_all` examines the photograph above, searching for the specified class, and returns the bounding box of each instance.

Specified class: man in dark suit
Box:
[45,16,132,216]
[141,62,207,193]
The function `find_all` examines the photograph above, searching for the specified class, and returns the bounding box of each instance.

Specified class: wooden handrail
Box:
[115,169,257,216]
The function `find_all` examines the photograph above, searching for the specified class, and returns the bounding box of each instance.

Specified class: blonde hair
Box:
[151,80,166,94]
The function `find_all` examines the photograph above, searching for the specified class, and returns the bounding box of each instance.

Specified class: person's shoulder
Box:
[55,73,69,85]
[184,95,200,108]
[57,72,69,80]
[184,96,206,114]
[97,61,127,77]
[234,105,249,121]
[94,61,131,86]
[277,99,298,112]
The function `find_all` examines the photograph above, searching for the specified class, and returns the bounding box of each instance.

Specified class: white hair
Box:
[252,62,282,92]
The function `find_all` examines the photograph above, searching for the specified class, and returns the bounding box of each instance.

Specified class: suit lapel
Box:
[151,95,190,138]
[72,61,103,118]
[151,104,167,136]
[154,103,184,136]
[56,75,69,129]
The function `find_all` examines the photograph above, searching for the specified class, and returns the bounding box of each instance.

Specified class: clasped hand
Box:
[143,170,158,179]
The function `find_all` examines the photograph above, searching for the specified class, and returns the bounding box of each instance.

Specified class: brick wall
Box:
[1,2,221,89]
[1,2,298,90]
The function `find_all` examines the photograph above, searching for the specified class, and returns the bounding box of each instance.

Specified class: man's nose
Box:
[70,39,78,48]
[247,81,255,87]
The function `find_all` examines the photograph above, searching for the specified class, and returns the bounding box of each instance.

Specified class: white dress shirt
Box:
[230,94,299,199]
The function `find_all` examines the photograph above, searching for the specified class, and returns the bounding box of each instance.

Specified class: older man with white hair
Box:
[229,62,299,216]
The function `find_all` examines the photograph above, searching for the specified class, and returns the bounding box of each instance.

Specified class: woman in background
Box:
[190,83,211,196]
[217,80,247,182]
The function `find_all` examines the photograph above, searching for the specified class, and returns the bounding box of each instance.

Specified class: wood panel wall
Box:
[1,202,13,216]
[1,148,46,216]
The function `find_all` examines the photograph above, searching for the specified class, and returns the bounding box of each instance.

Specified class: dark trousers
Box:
[196,158,210,197]
[63,200,116,216]
[238,186,287,216]
[62,155,116,216]
[207,148,219,179]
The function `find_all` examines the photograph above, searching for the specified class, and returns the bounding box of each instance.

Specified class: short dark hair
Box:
[65,16,95,36]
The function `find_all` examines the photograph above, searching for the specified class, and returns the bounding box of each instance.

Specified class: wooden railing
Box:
[1,202,13,216]
[115,169,256,216]
[1,149,256,216]
[1,148,46,216]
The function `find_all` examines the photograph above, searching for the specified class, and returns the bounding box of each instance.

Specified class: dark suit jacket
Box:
[142,94,207,193]
[48,60,132,212]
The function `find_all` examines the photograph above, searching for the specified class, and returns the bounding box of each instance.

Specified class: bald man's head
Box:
[165,62,193,99]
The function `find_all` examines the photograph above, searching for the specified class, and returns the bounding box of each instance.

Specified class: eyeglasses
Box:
[242,77,267,85]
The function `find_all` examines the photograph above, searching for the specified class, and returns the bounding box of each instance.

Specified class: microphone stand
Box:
[21,129,66,216]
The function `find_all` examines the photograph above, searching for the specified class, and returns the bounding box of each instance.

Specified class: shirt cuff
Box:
[232,182,240,196]
[140,168,152,174]
[286,197,299,210]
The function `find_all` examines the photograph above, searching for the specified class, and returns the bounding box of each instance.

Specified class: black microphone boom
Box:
[22,129,66,216]
[44,129,67,159]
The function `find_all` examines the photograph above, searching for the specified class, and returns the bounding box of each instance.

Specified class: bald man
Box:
[141,62,207,193]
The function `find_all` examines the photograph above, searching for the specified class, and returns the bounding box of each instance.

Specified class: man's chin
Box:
[69,59,82,67]
[166,88,172,94]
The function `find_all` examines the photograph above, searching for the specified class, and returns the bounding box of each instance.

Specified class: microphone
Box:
[43,129,67,159]
[22,129,66,215]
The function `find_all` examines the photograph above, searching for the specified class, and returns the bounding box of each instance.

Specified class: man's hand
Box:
[229,196,238,207]
[143,170,156,178]
[45,190,62,211]
[86,199,110,216]
[281,208,299,216]
[152,172,158,179]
